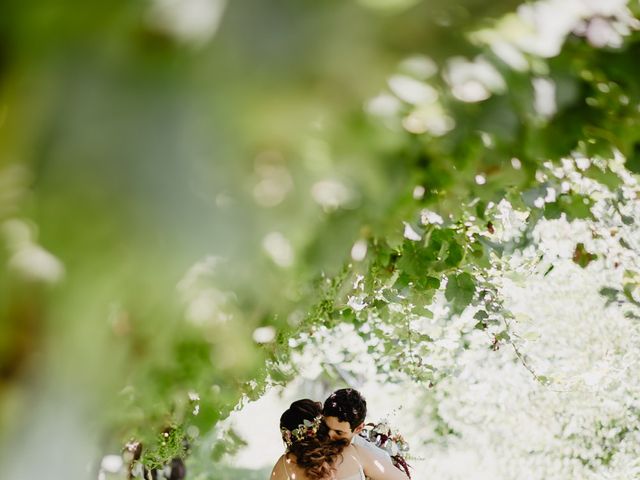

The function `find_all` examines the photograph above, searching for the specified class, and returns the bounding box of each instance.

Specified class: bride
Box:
[270,400,410,480]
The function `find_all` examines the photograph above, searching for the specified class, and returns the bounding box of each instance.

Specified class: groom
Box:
[323,388,370,446]
[323,388,408,478]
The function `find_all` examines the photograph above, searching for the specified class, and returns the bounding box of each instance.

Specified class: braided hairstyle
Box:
[280,399,349,480]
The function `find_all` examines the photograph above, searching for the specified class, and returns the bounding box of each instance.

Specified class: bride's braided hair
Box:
[280,399,349,480]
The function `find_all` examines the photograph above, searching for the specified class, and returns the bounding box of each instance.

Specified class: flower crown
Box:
[280,415,323,447]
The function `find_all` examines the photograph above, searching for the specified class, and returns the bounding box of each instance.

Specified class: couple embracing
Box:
[270,388,411,480]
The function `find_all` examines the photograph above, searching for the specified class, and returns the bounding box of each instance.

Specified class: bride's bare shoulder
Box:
[341,444,360,461]
[270,454,288,480]
[343,444,357,454]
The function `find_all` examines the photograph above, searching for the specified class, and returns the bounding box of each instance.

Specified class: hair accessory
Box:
[280,415,322,447]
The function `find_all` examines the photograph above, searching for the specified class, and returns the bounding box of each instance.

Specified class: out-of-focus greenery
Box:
[192,465,269,480]
[1,0,640,477]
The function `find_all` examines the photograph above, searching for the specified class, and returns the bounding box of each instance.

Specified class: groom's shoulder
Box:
[353,434,368,447]
[354,434,378,450]
[354,434,392,460]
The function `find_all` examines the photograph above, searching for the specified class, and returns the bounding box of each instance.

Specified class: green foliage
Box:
[573,243,597,268]
[445,272,476,313]
[142,426,188,471]
[189,465,270,480]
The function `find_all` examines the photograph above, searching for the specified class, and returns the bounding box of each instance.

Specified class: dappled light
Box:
[2,0,640,479]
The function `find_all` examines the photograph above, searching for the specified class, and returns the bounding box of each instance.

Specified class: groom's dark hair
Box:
[323,388,367,430]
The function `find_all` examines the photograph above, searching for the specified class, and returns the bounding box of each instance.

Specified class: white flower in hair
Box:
[280,415,323,448]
